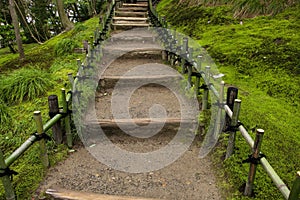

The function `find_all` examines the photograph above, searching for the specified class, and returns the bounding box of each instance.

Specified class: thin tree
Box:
[56,0,74,31]
[8,0,24,59]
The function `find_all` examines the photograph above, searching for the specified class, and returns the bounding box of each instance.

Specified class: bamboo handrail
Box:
[147,2,298,199]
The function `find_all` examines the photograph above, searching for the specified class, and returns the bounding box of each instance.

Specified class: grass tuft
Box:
[0,100,12,128]
[54,38,79,56]
[0,67,54,104]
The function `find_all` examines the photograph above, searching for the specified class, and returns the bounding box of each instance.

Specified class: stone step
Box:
[99,74,182,89]
[113,17,148,21]
[122,3,148,7]
[114,20,148,24]
[86,118,193,127]
[117,7,148,12]
[46,188,159,200]
[115,11,147,17]
[112,23,149,30]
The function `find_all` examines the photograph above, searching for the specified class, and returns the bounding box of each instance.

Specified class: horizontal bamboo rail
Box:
[148,1,299,199]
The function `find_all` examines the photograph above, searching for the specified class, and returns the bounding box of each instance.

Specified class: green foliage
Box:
[157,0,300,199]
[177,0,299,17]
[74,23,88,33]
[54,38,79,56]
[0,19,15,46]
[0,67,54,104]
[0,15,100,198]
[0,100,12,129]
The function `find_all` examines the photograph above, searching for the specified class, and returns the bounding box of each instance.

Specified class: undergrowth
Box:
[0,16,99,199]
[0,67,54,104]
[157,0,300,199]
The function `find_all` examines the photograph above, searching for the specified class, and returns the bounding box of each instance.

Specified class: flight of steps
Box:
[80,28,198,148]
[113,1,149,30]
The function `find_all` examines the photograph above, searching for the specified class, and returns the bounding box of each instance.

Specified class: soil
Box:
[36,28,223,200]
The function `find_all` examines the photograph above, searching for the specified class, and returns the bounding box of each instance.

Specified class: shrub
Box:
[54,38,79,56]
[0,67,54,104]
[0,100,12,128]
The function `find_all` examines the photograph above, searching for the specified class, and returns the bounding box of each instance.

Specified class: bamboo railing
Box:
[147,0,300,199]
[0,1,115,199]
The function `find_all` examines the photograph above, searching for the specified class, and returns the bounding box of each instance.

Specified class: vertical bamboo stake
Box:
[225,99,242,159]
[33,111,49,168]
[61,89,72,148]
[196,55,202,71]
[194,55,202,96]
[187,48,193,88]
[68,73,74,86]
[224,87,239,131]
[76,59,81,69]
[181,37,188,74]
[202,66,210,111]
[48,95,63,144]
[195,75,200,96]
[288,171,300,200]
[214,81,225,138]
[0,150,15,200]
[187,65,192,88]
[244,129,265,196]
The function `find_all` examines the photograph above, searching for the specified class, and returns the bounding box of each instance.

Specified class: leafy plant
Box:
[0,67,54,104]
[0,100,12,128]
[54,38,79,56]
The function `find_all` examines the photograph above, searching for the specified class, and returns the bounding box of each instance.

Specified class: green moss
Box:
[157,0,300,199]
[0,16,101,198]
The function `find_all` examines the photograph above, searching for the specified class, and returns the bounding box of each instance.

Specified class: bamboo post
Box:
[48,95,63,144]
[288,171,300,200]
[187,64,192,88]
[68,73,74,86]
[162,50,167,61]
[181,37,188,74]
[224,87,239,132]
[187,48,193,88]
[202,66,210,111]
[195,75,200,96]
[196,55,202,71]
[225,99,241,159]
[61,89,72,148]
[194,55,202,96]
[244,129,265,196]
[33,111,49,168]
[214,81,225,137]
[0,149,15,200]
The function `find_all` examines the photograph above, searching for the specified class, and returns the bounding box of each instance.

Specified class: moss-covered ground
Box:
[0,16,100,199]
[157,1,300,199]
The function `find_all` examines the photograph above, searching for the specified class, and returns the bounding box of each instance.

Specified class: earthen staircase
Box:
[113,1,149,30]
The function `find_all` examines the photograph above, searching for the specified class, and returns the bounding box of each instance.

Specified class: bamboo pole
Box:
[5,113,64,167]
[61,89,72,148]
[181,38,188,74]
[244,129,264,196]
[224,87,239,132]
[202,66,210,111]
[33,111,49,168]
[214,81,225,138]
[48,95,63,144]
[225,99,241,159]
[0,149,15,200]
[196,55,202,71]
[288,171,300,200]
[260,157,290,199]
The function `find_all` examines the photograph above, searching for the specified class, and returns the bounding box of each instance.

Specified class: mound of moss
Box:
[157,0,300,199]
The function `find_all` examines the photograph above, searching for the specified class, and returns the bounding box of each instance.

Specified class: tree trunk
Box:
[8,0,24,59]
[56,0,74,31]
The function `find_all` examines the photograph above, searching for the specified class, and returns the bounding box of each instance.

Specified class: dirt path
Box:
[36,25,222,199]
